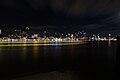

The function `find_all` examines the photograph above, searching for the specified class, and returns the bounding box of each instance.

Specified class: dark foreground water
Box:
[0,41,117,80]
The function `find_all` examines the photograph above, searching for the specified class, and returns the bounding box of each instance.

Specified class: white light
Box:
[54,38,62,42]
[71,34,73,38]
[114,39,117,41]
[91,37,94,40]
[12,39,15,42]
[0,29,1,34]
[109,34,111,36]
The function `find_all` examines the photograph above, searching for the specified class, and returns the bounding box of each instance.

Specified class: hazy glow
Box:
[0,42,86,47]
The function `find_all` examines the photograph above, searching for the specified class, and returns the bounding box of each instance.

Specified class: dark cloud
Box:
[0,0,120,34]
[0,0,120,15]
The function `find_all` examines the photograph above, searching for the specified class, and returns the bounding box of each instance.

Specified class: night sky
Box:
[0,0,120,34]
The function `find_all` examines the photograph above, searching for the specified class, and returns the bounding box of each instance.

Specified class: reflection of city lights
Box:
[0,29,1,34]
[108,40,111,47]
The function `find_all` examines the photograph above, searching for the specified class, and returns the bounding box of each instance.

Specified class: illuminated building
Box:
[32,34,39,39]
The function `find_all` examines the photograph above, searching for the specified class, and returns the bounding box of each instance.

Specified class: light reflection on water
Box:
[0,41,117,80]
[108,40,111,47]
[33,47,40,63]
[0,42,86,47]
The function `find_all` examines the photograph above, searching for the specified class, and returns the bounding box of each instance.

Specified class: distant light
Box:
[71,34,73,38]
[68,33,70,36]
[44,31,46,33]
[26,27,29,30]
[114,39,117,41]
[54,38,62,42]
[109,34,111,36]
[0,29,1,34]
[91,37,94,40]
[12,39,15,42]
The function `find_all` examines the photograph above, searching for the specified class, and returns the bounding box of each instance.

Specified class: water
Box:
[0,41,117,80]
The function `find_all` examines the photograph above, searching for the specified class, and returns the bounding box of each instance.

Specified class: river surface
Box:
[0,41,117,80]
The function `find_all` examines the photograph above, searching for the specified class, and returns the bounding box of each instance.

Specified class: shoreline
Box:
[0,41,87,46]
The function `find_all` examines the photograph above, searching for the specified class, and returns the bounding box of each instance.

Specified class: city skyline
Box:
[0,1,118,79]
